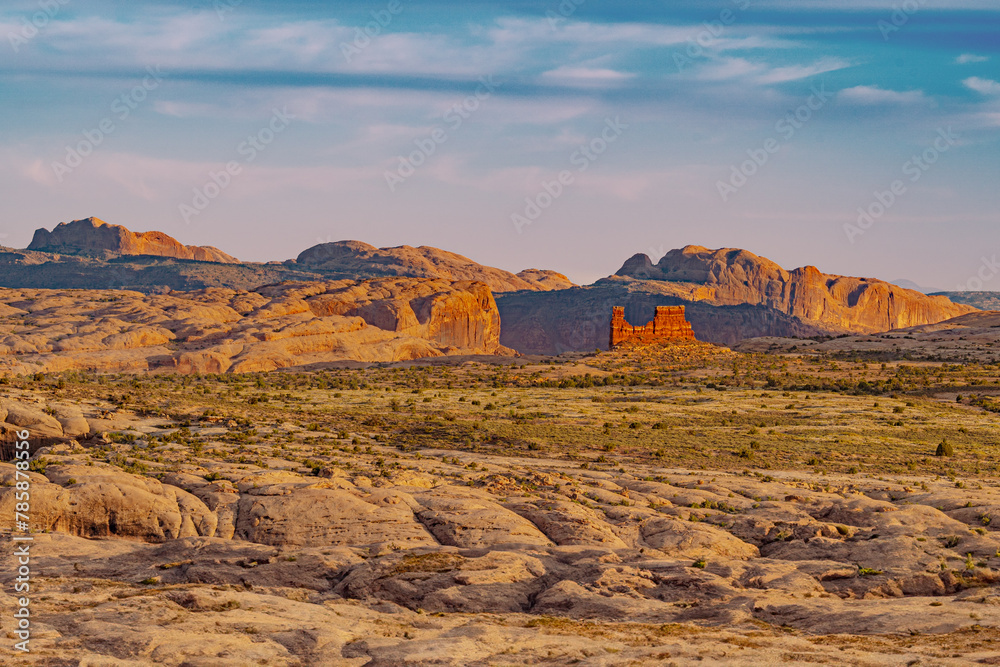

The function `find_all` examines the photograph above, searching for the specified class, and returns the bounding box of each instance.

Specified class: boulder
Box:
[0,399,64,438]
[235,487,437,548]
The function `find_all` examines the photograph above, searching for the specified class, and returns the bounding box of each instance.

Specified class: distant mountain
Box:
[0,248,318,292]
[495,245,977,353]
[932,291,1000,311]
[29,217,239,263]
[1,219,572,295]
[888,279,942,295]
[614,246,975,334]
[293,241,574,293]
[2,220,980,355]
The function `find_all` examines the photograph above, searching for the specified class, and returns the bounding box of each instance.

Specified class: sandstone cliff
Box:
[28,217,240,264]
[294,241,575,293]
[496,278,825,353]
[0,278,504,374]
[616,245,976,334]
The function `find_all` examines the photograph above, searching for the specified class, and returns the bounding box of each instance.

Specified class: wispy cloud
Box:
[964,77,1000,96]
[838,86,928,105]
[956,53,989,64]
[540,66,636,84]
[755,58,851,84]
[693,57,850,85]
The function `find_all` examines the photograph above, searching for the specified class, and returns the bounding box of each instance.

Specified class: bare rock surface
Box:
[4,402,1000,665]
[495,245,977,353]
[618,246,975,334]
[295,240,576,293]
[0,278,504,374]
[28,217,240,264]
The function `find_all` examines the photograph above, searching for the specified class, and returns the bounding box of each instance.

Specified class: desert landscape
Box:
[4,2,999,664]
[2,219,1000,665]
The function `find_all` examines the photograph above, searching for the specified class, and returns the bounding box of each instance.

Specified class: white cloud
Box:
[964,77,1000,96]
[754,58,852,84]
[956,53,989,64]
[540,66,636,84]
[838,86,927,105]
[692,57,850,85]
[694,58,762,82]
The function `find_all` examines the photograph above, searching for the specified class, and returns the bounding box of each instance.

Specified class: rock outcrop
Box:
[495,278,825,353]
[616,245,976,334]
[28,217,239,263]
[5,222,573,295]
[0,278,504,374]
[610,305,695,347]
[4,440,1000,664]
[494,246,977,354]
[294,240,574,293]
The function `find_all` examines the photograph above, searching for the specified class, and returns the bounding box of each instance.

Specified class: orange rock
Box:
[28,217,239,264]
[0,277,505,375]
[617,245,975,334]
[610,306,695,347]
[295,240,575,293]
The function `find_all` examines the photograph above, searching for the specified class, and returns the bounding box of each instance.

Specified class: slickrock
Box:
[0,398,64,438]
[3,380,1000,666]
[236,487,438,549]
[618,245,976,334]
[28,217,239,263]
[5,442,1000,665]
[294,240,575,293]
[0,278,504,374]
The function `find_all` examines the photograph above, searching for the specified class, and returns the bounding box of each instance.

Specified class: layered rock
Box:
[294,240,574,293]
[495,278,825,353]
[0,277,504,374]
[610,305,695,347]
[494,246,977,354]
[28,217,239,264]
[616,245,976,334]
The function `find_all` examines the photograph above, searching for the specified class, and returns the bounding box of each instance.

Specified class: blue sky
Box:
[1,0,997,290]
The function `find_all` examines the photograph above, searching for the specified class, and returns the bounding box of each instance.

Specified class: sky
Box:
[0,0,998,290]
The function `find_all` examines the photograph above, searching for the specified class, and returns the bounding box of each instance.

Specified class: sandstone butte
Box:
[615,245,977,334]
[28,217,240,264]
[295,240,575,293]
[610,305,695,347]
[0,278,505,375]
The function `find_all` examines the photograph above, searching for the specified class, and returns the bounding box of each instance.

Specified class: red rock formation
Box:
[295,240,575,293]
[615,246,976,334]
[28,218,239,264]
[610,306,695,348]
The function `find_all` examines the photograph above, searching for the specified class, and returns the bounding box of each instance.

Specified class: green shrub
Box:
[936,440,954,457]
